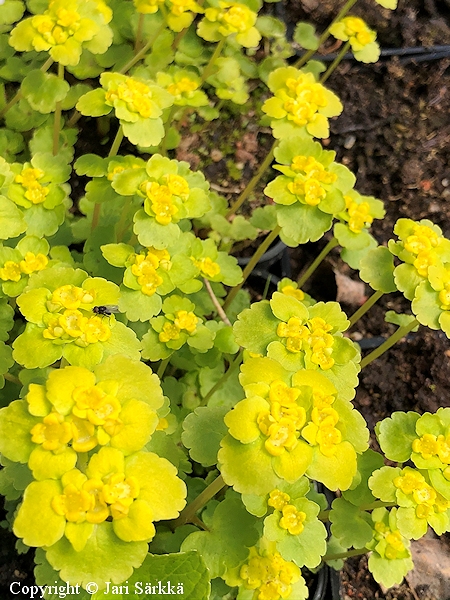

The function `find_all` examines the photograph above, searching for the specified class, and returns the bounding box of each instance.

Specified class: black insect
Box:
[92,305,120,316]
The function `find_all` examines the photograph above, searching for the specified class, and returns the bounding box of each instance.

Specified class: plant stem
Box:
[226,139,277,218]
[0,57,53,120]
[203,278,231,326]
[157,357,170,379]
[4,372,21,385]
[348,289,384,328]
[161,105,177,156]
[119,20,167,74]
[201,349,243,406]
[135,13,145,51]
[297,237,339,288]
[201,38,226,84]
[223,225,282,311]
[323,547,368,562]
[294,0,360,70]
[170,474,226,529]
[320,40,351,84]
[360,318,420,369]
[52,63,64,156]
[108,124,124,157]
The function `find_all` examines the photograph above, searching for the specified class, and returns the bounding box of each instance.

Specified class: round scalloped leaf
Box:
[96,551,211,600]
[28,445,77,481]
[359,246,396,292]
[411,280,441,329]
[141,328,172,361]
[367,466,399,502]
[0,400,38,463]
[293,22,319,49]
[45,522,148,591]
[21,70,70,114]
[133,209,181,249]
[76,88,112,117]
[13,324,63,368]
[306,442,357,491]
[330,498,373,548]
[14,479,65,547]
[233,300,278,354]
[334,398,369,453]
[393,262,422,301]
[74,154,108,177]
[276,203,333,244]
[266,498,327,568]
[101,243,134,267]
[218,434,282,495]
[100,321,141,363]
[0,195,27,240]
[343,449,385,506]
[396,506,428,540]
[181,496,259,579]
[119,288,162,322]
[181,406,229,467]
[375,411,420,461]
[368,553,414,589]
[429,469,450,501]
[270,291,309,322]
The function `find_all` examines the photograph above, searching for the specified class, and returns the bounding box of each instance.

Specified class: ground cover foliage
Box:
[1,0,450,598]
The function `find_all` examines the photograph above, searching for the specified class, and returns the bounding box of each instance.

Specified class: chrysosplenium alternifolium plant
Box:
[0,0,448,597]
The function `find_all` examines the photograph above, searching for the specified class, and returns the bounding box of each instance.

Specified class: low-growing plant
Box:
[2,0,449,598]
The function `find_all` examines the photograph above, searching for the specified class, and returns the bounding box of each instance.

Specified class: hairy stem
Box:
[170,474,226,529]
[157,357,171,379]
[52,63,65,156]
[226,140,277,218]
[348,289,384,328]
[320,40,351,84]
[297,237,339,289]
[223,225,282,311]
[134,13,145,51]
[294,0,359,70]
[201,38,226,84]
[360,318,420,369]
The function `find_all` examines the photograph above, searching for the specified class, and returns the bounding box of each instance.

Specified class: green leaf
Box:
[45,522,148,591]
[76,88,111,117]
[74,154,107,177]
[0,195,26,240]
[359,246,396,292]
[375,411,420,461]
[343,449,385,506]
[233,300,278,354]
[277,203,333,244]
[368,553,414,589]
[182,406,229,467]
[293,22,319,50]
[21,70,70,114]
[181,496,259,578]
[93,551,211,600]
[330,498,373,548]
[385,311,419,331]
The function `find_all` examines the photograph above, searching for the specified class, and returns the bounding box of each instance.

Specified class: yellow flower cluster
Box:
[239,547,301,600]
[344,195,374,233]
[105,78,155,119]
[131,248,170,296]
[167,76,199,97]
[159,310,199,343]
[283,75,329,128]
[412,432,450,463]
[15,167,49,205]
[193,256,221,278]
[133,0,164,14]
[30,380,123,453]
[141,174,190,225]
[51,468,139,524]
[257,380,306,457]
[281,285,305,302]
[287,155,337,206]
[0,252,48,282]
[30,6,83,49]
[268,489,307,535]
[277,316,335,370]
[393,469,449,519]
[43,284,111,346]
[338,16,376,49]
[404,223,440,277]
[373,521,406,560]
[206,2,256,37]
[301,391,342,456]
